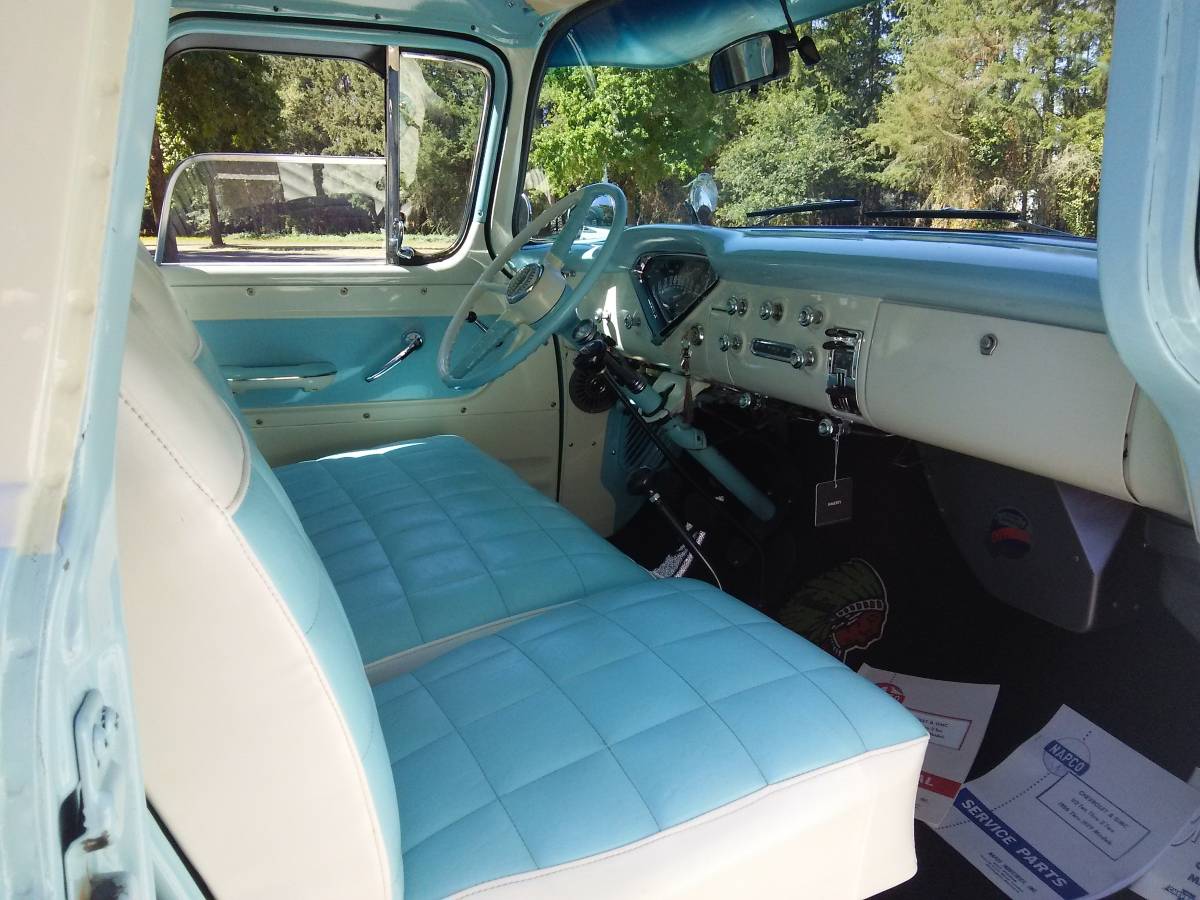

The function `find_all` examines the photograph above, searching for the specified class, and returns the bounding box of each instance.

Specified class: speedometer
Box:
[631,253,719,344]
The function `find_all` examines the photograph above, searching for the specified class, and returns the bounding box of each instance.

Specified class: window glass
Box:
[393,54,489,256]
[145,50,487,263]
[525,0,1113,239]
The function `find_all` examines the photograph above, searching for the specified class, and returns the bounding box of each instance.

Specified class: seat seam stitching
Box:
[574,605,775,788]
[493,633,661,829]
[450,735,929,898]
[120,393,392,896]
[379,452,517,621]
[460,466,591,602]
[322,460,424,643]
[729,616,871,752]
[407,681,538,867]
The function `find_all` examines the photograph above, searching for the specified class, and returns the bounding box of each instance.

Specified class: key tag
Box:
[814,420,853,527]
[679,340,695,423]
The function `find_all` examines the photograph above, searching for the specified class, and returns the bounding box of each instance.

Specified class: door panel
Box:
[169,272,563,497]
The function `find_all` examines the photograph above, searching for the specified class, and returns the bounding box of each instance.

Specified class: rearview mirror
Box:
[709,32,790,94]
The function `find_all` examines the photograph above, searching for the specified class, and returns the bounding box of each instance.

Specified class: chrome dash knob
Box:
[718,334,743,353]
[789,347,818,369]
[759,301,783,322]
[797,305,824,327]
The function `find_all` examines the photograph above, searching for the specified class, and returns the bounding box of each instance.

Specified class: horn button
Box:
[506,262,544,304]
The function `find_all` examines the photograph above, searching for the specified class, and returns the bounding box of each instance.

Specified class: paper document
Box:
[1132,768,1200,900]
[858,664,998,825]
[936,706,1200,899]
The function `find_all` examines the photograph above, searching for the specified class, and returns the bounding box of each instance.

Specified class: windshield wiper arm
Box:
[746,199,862,222]
[862,207,1081,236]
[863,207,1021,222]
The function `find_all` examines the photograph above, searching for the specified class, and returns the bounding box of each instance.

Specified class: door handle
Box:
[365,331,424,382]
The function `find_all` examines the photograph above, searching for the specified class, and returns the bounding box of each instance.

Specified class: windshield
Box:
[526,0,1113,238]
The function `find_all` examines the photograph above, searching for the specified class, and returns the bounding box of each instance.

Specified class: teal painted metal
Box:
[164,17,509,226]
[1098,0,1200,532]
[172,0,554,49]
[196,317,470,406]
[0,0,169,894]
[521,224,1105,333]
[546,0,861,69]
[661,418,777,521]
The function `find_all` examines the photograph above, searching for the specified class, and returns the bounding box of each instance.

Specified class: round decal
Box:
[989,507,1032,559]
[777,558,889,664]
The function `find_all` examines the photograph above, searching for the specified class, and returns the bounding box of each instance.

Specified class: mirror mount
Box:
[708,0,821,95]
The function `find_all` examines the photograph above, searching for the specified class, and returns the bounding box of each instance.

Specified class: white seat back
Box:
[117,252,402,898]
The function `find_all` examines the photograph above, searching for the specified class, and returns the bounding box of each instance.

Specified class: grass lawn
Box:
[139,232,455,256]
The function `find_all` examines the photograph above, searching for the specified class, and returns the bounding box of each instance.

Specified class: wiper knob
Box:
[797,305,824,328]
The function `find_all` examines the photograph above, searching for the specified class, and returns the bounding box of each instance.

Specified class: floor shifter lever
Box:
[627,468,723,590]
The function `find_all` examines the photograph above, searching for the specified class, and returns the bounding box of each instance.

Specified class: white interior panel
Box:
[866,302,1137,502]
[1125,389,1192,520]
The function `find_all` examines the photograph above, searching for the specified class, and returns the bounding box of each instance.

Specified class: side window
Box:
[393,54,489,258]
[144,48,488,265]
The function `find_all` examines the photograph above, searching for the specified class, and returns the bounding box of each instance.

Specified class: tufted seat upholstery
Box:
[277,438,648,671]
[117,250,929,899]
[378,578,928,899]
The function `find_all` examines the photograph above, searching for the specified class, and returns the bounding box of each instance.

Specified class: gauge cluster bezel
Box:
[630,252,719,345]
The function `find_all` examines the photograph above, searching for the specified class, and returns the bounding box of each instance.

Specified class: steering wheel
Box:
[438,182,627,390]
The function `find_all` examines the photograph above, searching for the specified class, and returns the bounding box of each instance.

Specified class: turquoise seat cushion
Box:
[276,436,650,665]
[374,577,928,900]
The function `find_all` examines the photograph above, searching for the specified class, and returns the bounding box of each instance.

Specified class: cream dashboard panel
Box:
[708,286,880,420]
[594,274,880,421]
[866,302,1137,502]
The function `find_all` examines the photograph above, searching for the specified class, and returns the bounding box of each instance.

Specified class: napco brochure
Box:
[1132,768,1200,900]
[935,706,1200,899]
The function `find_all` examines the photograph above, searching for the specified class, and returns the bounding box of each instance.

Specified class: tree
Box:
[405,60,487,235]
[153,52,282,245]
[715,81,858,223]
[530,64,734,223]
[714,2,902,224]
[865,0,1112,233]
[271,57,384,156]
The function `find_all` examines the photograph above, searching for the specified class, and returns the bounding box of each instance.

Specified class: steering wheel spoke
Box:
[478,279,510,295]
[448,317,520,380]
[437,182,627,391]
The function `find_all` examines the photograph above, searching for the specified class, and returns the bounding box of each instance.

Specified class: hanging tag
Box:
[679,342,695,423]
[815,424,853,526]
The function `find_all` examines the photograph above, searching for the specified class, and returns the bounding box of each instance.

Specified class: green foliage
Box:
[716,3,901,224]
[271,57,385,156]
[151,51,485,245]
[866,0,1113,232]
[405,61,487,235]
[530,0,1110,235]
[530,64,733,221]
[149,0,1115,241]
[157,52,283,156]
[715,80,858,223]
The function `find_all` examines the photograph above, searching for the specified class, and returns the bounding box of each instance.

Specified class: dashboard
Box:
[553,224,1191,524]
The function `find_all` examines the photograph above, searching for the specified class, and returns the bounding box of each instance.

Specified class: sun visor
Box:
[545,0,859,69]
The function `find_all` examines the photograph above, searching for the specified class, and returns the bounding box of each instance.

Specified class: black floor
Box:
[610,407,1200,899]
